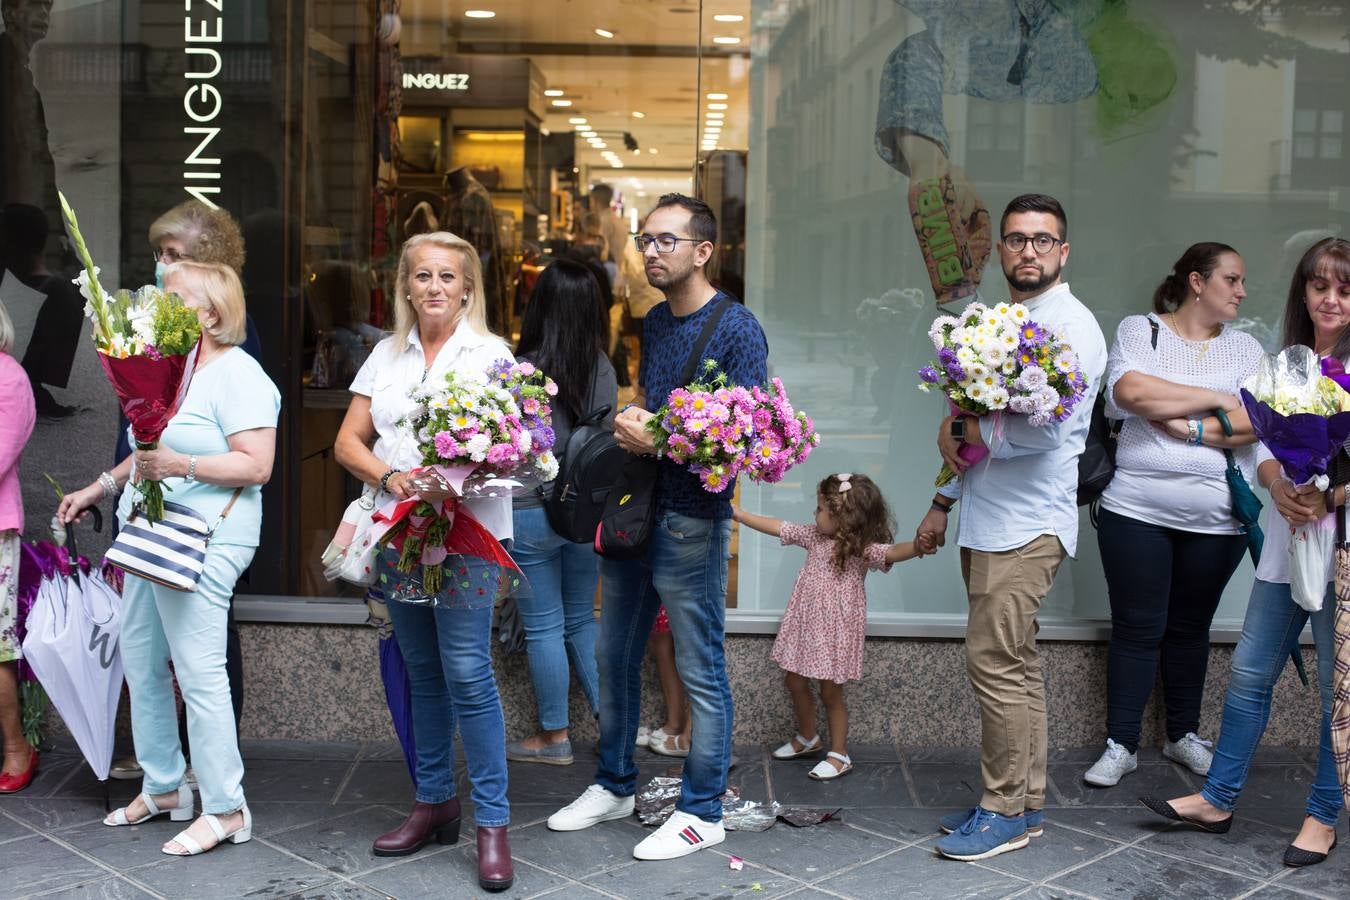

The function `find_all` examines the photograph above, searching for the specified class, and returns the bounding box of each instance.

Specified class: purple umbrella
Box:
[379,633,417,786]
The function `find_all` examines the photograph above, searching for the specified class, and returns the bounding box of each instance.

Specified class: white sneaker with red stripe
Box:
[633,810,725,860]
[634,809,729,858]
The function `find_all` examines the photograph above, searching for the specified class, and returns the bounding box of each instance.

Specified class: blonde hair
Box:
[162,260,248,346]
[0,297,13,354]
[393,232,492,346]
[148,201,246,273]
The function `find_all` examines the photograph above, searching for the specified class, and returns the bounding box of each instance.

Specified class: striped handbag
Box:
[105,489,243,591]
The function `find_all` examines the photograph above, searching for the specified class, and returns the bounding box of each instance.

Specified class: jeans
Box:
[511,506,600,730]
[121,543,254,814]
[1097,509,1248,752]
[595,510,733,822]
[1201,579,1343,826]
[385,583,510,827]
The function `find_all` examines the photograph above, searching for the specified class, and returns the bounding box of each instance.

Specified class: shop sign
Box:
[183,0,226,208]
[403,73,471,91]
[402,56,544,117]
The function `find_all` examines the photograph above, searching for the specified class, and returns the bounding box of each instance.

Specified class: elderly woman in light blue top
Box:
[59,260,280,857]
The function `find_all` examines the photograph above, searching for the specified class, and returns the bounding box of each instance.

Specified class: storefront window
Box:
[737,0,1350,626]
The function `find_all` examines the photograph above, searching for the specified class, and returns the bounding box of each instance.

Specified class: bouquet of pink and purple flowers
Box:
[917,300,1089,485]
[646,360,819,493]
[379,361,560,593]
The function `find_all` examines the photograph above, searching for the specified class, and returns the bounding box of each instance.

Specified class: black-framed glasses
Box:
[1000,233,1063,255]
[634,234,705,253]
[152,247,194,264]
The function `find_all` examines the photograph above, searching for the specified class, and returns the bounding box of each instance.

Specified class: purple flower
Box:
[944,362,967,382]
[938,347,958,366]
[918,365,941,384]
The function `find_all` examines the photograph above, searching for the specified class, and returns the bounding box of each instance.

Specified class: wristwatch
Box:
[949,418,966,441]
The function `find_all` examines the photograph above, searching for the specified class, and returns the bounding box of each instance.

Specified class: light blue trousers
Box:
[120,543,253,814]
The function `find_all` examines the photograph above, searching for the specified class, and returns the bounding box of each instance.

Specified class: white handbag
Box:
[321,485,393,586]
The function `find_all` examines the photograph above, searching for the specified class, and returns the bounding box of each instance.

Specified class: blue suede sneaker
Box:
[939,806,1043,837]
[935,806,1030,861]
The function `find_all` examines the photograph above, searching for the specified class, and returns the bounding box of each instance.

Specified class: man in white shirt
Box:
[917,193,1107,862]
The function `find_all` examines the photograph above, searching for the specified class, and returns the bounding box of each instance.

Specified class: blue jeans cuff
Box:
[475,816,510,828]
[1198,786,1235,814]
[415,789,457,805]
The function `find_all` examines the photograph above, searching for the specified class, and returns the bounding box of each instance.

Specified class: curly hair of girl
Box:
[818,473,894,573]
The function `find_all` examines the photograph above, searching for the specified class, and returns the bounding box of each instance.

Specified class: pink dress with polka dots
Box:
[770,522,893,684]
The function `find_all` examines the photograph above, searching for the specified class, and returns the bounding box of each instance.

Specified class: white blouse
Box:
[1101,313,1264,533]
[350,324,515,541]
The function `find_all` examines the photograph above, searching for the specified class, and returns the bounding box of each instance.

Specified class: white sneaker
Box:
[1083,739,1138,787]
[1163,732,1214,776]
[547,784,634,832]
[633,809,725,860]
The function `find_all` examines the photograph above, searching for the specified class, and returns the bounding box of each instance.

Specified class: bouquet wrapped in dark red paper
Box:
[60,192,202,521]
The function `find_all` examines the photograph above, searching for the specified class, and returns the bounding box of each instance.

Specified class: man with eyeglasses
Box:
[916,193,1106,862]
[548,193,768,862]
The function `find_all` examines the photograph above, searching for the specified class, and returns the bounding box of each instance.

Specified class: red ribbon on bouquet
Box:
[373,496,518,574]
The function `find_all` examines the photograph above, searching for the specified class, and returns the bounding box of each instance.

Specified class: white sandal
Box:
[808,752,853,780]
[162,805,252,856]
[772,734,823,760]
[649,731,691,758]
[104,784,194,827]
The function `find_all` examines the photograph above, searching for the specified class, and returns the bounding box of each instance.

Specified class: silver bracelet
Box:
[185,455,198,482]
[97,471,118,499]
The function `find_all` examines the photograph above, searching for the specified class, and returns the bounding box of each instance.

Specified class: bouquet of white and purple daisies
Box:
[917,300,1089,485]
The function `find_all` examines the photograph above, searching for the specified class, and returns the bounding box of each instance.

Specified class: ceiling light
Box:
[707,92,728,100]
[592,142,608,149]
[581,130,598,137]
[706,112,725,119]
[595,27,615,38]
[707,102,728,110]
[713,36,740,44]
[636,191,648,197]
[631,111,645,119]
[551,99,572,107]
[648,148,658,154]
[713,14,744,23]
[544,89,565,97]
[568,117,588,125]
[465,9,496,18]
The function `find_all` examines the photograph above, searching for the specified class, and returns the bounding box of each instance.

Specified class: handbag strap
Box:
[1214,407,1241,472]
[208,487,246,535]
[678,297,733,386]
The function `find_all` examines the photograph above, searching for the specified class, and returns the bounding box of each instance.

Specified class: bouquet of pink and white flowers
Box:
[917,300,1089,485]
[647,360,819,493]
[381,361,559,593]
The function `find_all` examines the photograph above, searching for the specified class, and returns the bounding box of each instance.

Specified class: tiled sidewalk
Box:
[1,739,1347,899]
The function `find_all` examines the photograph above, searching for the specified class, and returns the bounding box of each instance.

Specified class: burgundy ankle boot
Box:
[372,799,461,857]
[477,825,513,891]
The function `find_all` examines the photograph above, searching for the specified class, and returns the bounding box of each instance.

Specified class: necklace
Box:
[1169,312,1220,362]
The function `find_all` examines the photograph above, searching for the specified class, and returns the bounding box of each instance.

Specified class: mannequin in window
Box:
[443,165,508,333]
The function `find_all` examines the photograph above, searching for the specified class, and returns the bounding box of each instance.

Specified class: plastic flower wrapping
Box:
[917,300,1089,485]
[376,361,558,597]
[646,360,820,494]
[59,192,202,522]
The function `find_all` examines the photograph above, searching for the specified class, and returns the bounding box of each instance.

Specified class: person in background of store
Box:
[0,297,37,793]
[109,200,261,784]
[0,203,82,418]
[615,212,664,379]
[588,183,629,268]
[548,193,768,861]
[1142,237,1350,871]
[1082,243,1261,790]
[59,261,280,856]
[334,231,515,892]
[506,259,615,766]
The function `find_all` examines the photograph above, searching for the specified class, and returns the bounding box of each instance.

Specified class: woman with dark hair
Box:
[505,259,616,765]
[1083,243,1263,788]
[1143,237,1350,869]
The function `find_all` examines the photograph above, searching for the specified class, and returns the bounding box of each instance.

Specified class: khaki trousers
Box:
[960,534,1066,816]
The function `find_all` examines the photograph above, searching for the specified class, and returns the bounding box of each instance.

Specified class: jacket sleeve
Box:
[0,366,36,475]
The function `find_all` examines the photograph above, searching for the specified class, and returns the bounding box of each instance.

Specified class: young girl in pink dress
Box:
[733,473,932,780]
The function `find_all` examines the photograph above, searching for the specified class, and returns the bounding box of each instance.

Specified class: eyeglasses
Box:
[634,234,705,253]
[1000,233,1063,255]
[153,247,194,264]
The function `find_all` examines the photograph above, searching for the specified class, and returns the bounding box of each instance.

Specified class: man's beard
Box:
[1005,262,1059,293]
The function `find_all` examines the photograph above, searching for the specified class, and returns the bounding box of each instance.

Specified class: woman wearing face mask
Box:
[57,261,280,856]
[1083,243,1263,790]
[1142,237,1350,869]
[334,232,516,892]
[108,201,260,785]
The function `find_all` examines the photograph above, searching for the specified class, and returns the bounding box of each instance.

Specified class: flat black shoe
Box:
[1283,836,1336,868]
[1138,797,1233,834]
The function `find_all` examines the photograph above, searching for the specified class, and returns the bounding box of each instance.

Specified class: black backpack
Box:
[543,403,627,543]
[1077,317,1157,510]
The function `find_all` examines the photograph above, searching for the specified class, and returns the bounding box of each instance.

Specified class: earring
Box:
[406,294,411,301]
[462,295,469,306]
